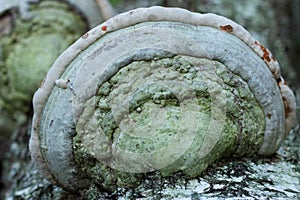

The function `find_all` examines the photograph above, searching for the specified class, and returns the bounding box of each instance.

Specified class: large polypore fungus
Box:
[29,7,296,191]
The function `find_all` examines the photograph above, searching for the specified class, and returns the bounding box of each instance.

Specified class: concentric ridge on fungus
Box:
[29,7,296,191]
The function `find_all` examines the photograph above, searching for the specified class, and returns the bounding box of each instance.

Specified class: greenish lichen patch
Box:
[73,55,265,190]
[0,1,87,114]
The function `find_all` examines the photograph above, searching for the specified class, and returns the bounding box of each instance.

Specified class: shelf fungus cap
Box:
[30,6,296,191]
[0,0,108,136]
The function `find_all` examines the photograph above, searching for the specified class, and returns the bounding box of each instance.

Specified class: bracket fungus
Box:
[0,0,107,134]
[29,7,296,191]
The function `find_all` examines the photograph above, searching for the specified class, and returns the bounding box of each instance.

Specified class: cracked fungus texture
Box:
[73,55,265,190]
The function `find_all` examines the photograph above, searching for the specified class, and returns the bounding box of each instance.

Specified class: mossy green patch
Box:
[0,1,87,114]
[73,55,265,189]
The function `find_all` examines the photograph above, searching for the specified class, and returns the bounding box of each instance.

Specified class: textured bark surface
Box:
[1,0,299,199]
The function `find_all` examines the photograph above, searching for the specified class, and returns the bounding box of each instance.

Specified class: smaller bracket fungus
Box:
[0,0,106,134]
[29,7,296,192]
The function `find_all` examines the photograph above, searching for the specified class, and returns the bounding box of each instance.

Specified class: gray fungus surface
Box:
[28,7,296,192]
